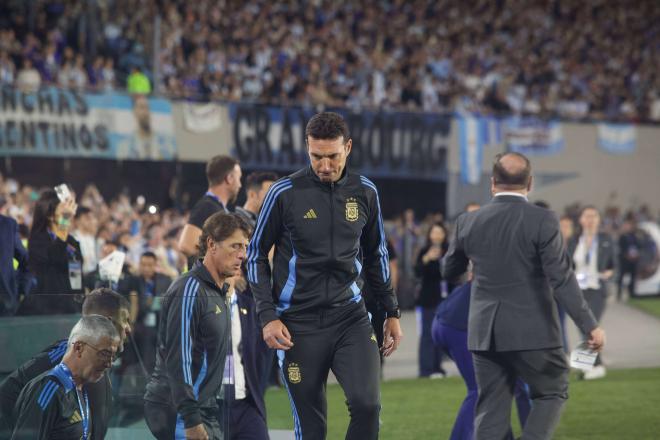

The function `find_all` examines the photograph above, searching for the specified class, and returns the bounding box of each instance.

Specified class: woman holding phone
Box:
[19,187,82,315]
[414,222,451,378]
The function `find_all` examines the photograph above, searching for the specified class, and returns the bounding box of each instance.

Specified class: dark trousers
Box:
[228,395,269,440]
[144,400,223,440]
[472,348,568,440]
[417,306,444,376]
[617,261,638,299]
[278,301,381,440]
[581,288,607,366]
[433,322,531,440]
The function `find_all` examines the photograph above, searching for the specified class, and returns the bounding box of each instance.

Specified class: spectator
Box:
[0,51,16,86]
[127,66,151,95]
[414,222,450,378]
[72,206,99,276]
[15,58,41,93]
[19,189,82,315]
[131,251,172,373]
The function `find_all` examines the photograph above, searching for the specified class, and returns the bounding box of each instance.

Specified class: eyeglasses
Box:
[81,342,116,363]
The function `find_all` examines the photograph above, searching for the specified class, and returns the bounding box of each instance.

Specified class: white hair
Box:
[68,315,119,347]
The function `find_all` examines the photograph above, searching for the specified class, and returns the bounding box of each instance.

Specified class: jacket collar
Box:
[191,260,229,295]
[306,165,349,188]
[490,193,529,204]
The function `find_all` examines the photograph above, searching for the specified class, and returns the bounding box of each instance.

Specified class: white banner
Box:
[183,102,222,133]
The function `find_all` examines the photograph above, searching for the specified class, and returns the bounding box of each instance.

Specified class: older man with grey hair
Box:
[10,315,119,440]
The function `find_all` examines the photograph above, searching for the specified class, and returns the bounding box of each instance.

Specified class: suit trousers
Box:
[278,301,381,440]
[472,348,568,440]
[417,306,445,377]
[433,323,531,440]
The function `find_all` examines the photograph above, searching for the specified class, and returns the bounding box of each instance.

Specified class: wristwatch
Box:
[385,308,401,319]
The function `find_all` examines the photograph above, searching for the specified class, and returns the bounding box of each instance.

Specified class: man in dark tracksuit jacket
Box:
[0,289,131,439]
[10,368,87,440]
[144,263,230,439]
[247,112,402,440]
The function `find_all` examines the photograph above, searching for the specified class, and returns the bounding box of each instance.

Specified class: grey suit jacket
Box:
[443,195,598,352]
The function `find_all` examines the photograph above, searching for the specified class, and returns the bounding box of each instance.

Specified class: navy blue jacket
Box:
[434,282,471,332]
[234,291,269,421]
[0,215,28,314]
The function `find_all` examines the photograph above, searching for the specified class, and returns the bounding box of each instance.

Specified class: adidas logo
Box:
[215,304,222,314]
[303,209,318,219]
[69,410,82,424]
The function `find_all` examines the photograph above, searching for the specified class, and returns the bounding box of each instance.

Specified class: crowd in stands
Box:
[1,0,659,121]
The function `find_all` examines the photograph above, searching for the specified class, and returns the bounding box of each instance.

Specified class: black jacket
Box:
[11,367,85,440]
[144,262,230,429]
[0,340,111,440]
[21,230,82,315]
[414,244,449,308]
[247,167,398,327]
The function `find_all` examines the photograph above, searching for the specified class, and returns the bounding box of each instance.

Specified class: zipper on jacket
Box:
[328,181,335,304]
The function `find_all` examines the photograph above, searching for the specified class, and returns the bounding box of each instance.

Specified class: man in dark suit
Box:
[0,212,29,316]
[443,152,605,440]
[220,289,269,439]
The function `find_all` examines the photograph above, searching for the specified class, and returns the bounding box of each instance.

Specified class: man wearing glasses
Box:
[144,212,250,440]
[10,315,120,439]
[0,289,131,439]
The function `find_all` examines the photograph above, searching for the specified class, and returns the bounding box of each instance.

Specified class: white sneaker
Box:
[583,365,607,380]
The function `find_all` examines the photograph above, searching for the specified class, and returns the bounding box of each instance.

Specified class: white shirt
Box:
[494,192,528,200]
[230,294,246,399]
[573,235,600,290]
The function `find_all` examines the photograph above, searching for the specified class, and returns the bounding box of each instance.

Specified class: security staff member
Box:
[11,315,120,440]
[247,112,403,440]
[144,212,250,440]
[0,289,132,439]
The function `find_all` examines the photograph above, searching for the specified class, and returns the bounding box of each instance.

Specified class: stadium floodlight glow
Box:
[148,205,158,214]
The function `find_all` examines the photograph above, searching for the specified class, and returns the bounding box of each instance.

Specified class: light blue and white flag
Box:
[504,117,564,156]
[458,116,484,185]
[597,123,636,155]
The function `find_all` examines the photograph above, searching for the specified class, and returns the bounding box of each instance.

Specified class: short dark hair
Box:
[492,152,531,189]
[305,112,350,143]
[245,171,279,192]
[75,205,92,220]
[198,212,251,257]
[141,251,157,260]
[580,205,600,216]
[206,155,239,187]
[82,288,130,317]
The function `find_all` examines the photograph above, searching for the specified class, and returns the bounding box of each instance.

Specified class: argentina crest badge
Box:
[345,197,359,222]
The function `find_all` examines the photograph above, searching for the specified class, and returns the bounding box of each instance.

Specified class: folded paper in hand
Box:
[570,342,598,371]
[99,251,126,284]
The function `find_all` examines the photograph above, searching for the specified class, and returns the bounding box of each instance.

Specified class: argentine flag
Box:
[597,123,637,155]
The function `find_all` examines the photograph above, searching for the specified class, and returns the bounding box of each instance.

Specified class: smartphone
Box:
[54,184,72,202]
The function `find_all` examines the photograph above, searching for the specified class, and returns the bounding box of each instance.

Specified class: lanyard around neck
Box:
[56,363,90,440]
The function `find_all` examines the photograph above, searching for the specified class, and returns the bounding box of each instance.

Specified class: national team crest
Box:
[287,363,302,383]
[345,198,359,222]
